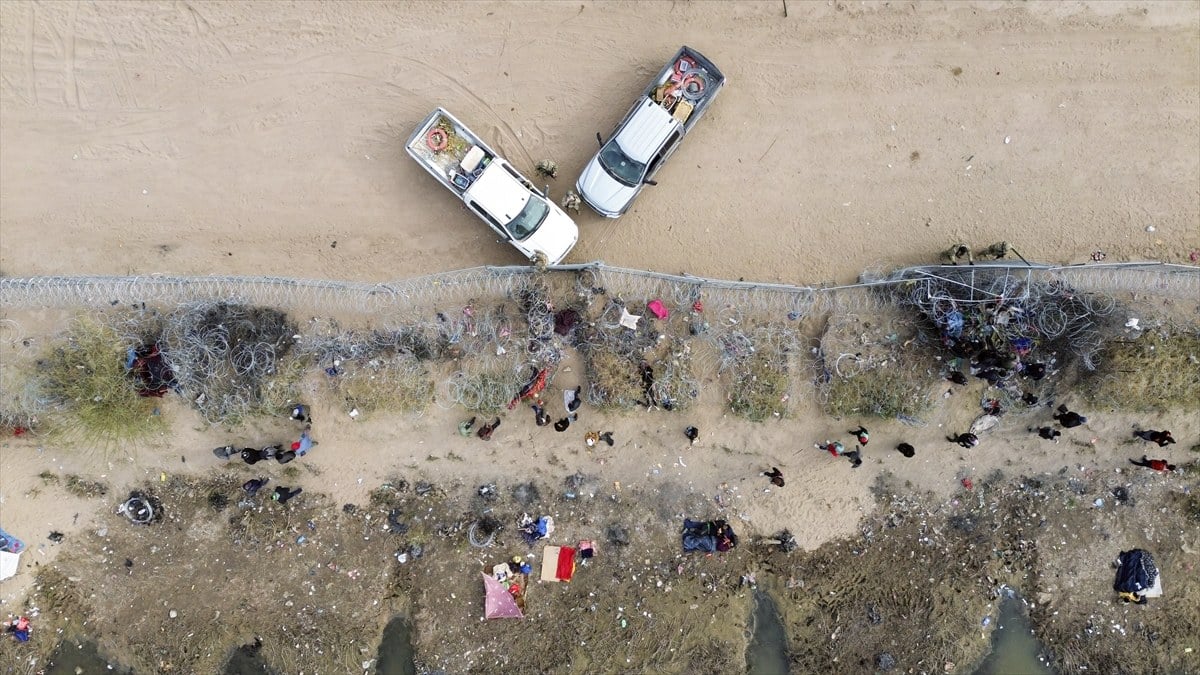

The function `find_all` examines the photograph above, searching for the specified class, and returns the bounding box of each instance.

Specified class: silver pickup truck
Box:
[406,108,579,265]
[576,46,726,218]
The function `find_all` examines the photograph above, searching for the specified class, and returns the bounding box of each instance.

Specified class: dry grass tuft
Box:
[36,317,166,447]
[1081,329,1200,412]
[727,349,792,421]
[64,474,109,498]
[334,356,432,417]
[585,350,644,409]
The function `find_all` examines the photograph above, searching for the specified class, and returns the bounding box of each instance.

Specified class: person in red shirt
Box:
[1129,455,1176,472]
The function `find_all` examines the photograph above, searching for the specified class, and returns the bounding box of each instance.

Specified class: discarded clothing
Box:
[554,309,580,335]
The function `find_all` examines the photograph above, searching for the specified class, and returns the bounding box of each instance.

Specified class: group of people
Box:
[459,385,620,448]
[213,403,314,506]
[682,518,738,554]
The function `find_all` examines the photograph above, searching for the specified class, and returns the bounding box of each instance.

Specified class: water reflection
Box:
[974,591,1053,675]
[747,590,790,675]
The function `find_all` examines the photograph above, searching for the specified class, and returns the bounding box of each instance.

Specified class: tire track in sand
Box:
[25,2,37,104]
[65,0,80,108]
[400,55,534,169]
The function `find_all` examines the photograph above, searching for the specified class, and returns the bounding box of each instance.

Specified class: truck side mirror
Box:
[644,179,658,186]
[595,132,603,147]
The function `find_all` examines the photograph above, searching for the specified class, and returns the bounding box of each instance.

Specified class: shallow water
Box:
[375,615,418,675]
[973,594,1053,675]
[746,589,790,675]
[45,639,131,674]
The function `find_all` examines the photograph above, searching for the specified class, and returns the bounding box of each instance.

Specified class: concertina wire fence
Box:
[2,261,1198,316]
[1,261,1197,423]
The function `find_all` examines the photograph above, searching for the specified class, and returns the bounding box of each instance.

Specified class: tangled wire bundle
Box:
[816,313,940,421]
[716,325,801,421]
[888,266,1122,374]
[159,302,298,423]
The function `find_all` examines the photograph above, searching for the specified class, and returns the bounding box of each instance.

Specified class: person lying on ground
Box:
[946,371,968,385]
[477,417,501,441]
[532,402,551,427]
[1128,456,1176,472]
[272,486,302,504]
[242,477,269,496]
[1134,429,1175,447]
[763,467,785,487]
[896,443,916,458]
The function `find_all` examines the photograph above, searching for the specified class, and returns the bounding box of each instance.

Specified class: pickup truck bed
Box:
[405,109,497,196]
[645,46,725,134]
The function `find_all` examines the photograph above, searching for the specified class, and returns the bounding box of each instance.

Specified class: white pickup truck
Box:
[576,46,726,218]
[406,108,579,265]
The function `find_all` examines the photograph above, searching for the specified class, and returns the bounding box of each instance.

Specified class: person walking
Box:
[1032,426,1061,442]
[291,430,316,457]
[1128,456,1176,473]
[895,443,916,458]
[948,432,979,449]
[1052,404,1087,428]
[272,486,302,504]
[845,446,864,469]
[763,467,785,487]
[848,426,869,446]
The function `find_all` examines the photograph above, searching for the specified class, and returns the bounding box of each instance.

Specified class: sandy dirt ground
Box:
[0,0,1198,672]
[1,1,1198,285]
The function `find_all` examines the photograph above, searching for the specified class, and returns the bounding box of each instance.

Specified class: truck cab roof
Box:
[614,99,678,163]
[465,162,533,224]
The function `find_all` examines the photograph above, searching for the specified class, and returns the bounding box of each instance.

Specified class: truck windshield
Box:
[598,142,644,187]
[508,196,550,240]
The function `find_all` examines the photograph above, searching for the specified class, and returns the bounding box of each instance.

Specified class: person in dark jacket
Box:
[1053,404,1087,428]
